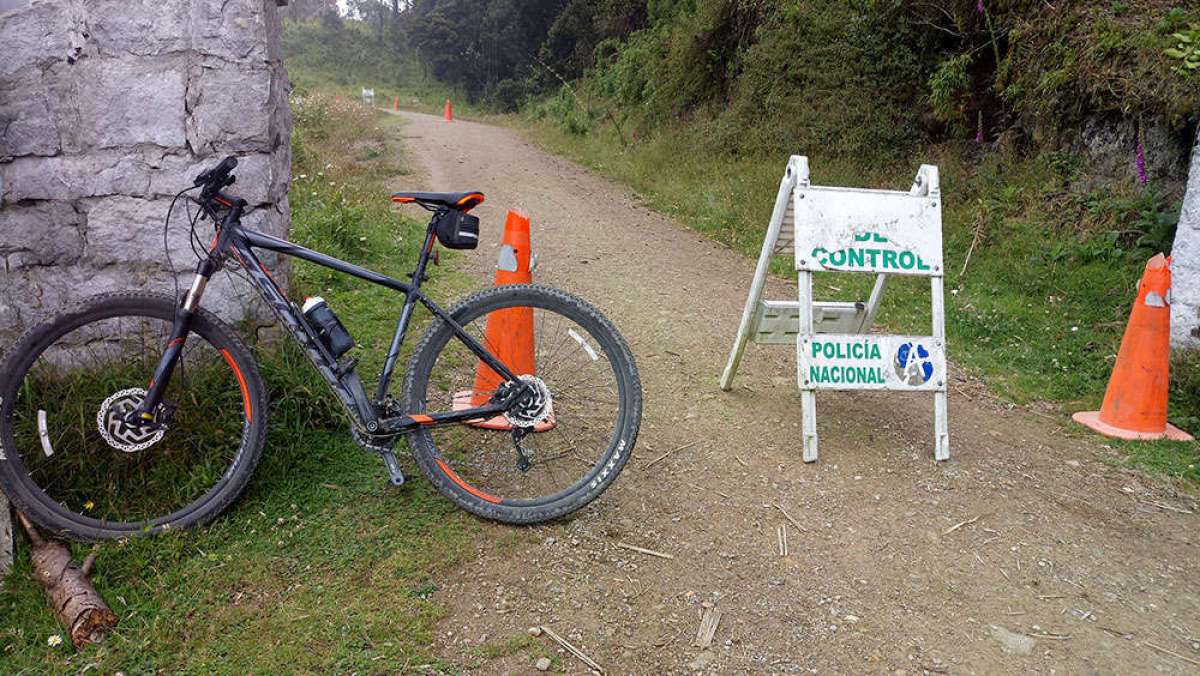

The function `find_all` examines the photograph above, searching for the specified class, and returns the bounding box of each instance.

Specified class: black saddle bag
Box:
[434,210,480,250]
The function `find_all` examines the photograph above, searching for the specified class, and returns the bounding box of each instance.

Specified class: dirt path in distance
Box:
[390,110,1200,674]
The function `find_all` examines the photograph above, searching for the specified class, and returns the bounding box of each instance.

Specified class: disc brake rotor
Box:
[96,388,165,453]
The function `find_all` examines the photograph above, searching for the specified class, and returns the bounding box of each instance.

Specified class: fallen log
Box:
[16,512,117,648]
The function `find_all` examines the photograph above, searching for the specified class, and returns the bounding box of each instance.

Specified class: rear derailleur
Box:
[511,427,532,473]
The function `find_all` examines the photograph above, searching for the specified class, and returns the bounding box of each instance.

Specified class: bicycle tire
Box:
[0,292,267,541]
[402,284,641,523]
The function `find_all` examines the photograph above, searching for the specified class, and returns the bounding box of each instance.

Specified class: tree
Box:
[281,0,339,22]
[542,0,648,80]
[401,0,579,99]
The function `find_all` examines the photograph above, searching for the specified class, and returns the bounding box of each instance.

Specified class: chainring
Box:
[351,425,398,453]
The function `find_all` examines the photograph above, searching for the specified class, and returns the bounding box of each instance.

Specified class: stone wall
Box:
[1171,129,1200,351]
[0,0,291,573]
[0,0,292,339]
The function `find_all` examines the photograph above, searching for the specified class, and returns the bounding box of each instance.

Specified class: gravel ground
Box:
[390,110,1200,675]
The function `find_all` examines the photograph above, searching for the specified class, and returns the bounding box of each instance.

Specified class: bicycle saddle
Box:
[391,191,485,211]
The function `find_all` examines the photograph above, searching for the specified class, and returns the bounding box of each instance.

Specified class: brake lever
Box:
[186,196,211,221]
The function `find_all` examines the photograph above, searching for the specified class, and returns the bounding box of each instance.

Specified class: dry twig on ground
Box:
[616,541,674,560]
[694,607,722,648]
[541,625,604,673]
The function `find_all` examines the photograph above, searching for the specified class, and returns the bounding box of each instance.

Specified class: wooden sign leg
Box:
[801,391,818,463]
[935,391,950,460]
[720,235,775,391]
[931,275,950,460]
[797,269,819,462]
[858,274,889,333]
[721,171,794,391]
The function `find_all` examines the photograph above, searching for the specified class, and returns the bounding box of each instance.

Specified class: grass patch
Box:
[0,93,478,672]
[475,633,537,660]
[517,114,1200,483]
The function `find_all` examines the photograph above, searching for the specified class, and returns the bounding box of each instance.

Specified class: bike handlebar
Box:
[194,155,238,199]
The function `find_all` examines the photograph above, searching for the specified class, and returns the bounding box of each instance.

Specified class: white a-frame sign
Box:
[720,156,950,462]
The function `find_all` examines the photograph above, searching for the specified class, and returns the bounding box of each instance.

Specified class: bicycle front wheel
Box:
[402,285,641,523]
[0,292,266,541]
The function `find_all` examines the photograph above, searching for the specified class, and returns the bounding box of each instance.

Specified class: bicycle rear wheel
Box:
[0,292,266,541]
[402,285,641,523]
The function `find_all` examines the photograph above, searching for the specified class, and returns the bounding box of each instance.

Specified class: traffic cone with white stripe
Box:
[452,210,554,431]
[1073,254,1193,441]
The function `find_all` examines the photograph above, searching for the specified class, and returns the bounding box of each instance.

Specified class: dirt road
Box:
[392,111,1199,674]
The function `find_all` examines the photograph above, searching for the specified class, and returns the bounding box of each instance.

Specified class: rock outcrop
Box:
[1172,129,1199,350]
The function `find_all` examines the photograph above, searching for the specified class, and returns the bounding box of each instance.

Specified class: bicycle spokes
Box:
[416,297,626,504]
[7,313,249,526]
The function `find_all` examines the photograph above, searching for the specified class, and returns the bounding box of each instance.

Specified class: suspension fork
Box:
[134,199,244,424]
[133,258,216,423]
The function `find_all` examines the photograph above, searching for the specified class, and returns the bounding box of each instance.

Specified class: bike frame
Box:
[137,198,524,437]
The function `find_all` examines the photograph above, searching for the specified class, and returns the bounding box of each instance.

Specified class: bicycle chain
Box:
[351,425,397,453]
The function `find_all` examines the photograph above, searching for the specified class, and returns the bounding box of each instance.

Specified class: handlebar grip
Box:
[214,155,238,174]
[193,155,239,188]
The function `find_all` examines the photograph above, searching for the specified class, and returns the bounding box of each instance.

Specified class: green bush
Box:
[1165,23,1200,74]
[928,53,974,126]
[487,78,528,112]
[515,1,1199,162]
[1001,4,1200,132]
[591,31,665,112]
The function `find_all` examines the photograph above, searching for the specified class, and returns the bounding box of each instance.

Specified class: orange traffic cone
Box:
[443,99,454,122]
[1073,254,1193,441]
[452,210,554,431]
[393,96,399,112]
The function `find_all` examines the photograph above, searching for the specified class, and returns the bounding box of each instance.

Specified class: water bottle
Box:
[302,296,355,359]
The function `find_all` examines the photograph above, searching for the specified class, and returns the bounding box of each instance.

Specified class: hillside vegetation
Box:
[396,1,1198,160]
[282,14,460,115]
[287,2,1199,479]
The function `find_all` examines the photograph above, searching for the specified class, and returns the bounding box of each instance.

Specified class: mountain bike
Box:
[0,156,642,541]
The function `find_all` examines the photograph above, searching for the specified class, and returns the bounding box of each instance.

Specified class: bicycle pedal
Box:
[379,451,406,487]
